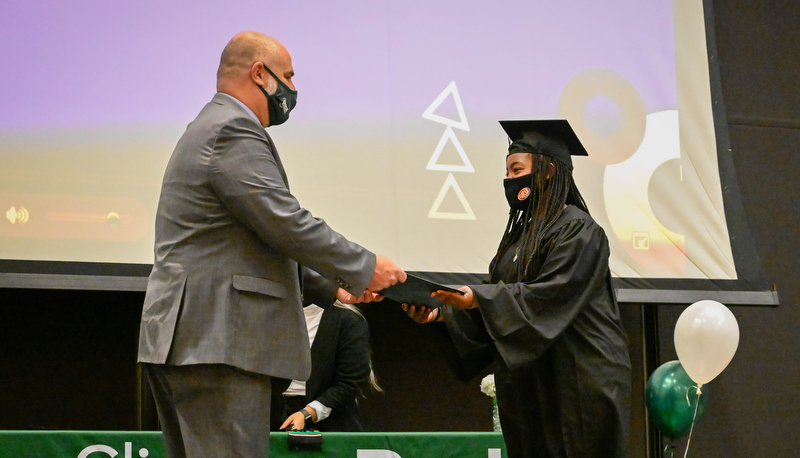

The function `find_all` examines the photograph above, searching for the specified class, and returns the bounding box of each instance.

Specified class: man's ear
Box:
[252,62,278,93]
[250,62,266,86]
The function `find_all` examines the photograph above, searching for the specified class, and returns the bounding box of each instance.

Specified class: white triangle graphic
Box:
[422,81,470,131]
[426,126,474,172]
[428,173,476,220]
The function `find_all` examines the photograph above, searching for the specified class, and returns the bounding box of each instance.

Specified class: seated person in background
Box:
[272,301,381,432]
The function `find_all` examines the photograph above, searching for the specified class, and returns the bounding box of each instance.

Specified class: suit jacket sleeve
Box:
[208,117,375,295]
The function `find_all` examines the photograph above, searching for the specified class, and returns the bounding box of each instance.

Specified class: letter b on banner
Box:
[358,451,402,458]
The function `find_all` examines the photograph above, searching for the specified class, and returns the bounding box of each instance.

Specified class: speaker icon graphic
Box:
[5,206,30,224]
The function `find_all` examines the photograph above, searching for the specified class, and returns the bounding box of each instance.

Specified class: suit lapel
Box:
[263,131,289,191]
[211,92,290,190]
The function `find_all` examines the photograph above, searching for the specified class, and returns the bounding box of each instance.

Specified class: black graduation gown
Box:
[441,205,631,457]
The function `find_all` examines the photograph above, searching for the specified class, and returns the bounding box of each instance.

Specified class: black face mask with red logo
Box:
[503,173,534,211]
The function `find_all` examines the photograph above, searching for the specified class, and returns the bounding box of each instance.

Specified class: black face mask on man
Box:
[257,62,297,126]
[504,173,534,211]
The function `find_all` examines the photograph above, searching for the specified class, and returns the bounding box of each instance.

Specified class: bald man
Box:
[138,31,406,457]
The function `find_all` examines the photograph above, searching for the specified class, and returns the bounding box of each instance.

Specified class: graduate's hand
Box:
[401,303,438,324]
[432,286,475,310]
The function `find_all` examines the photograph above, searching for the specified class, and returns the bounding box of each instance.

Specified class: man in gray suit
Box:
[138,31,406,457]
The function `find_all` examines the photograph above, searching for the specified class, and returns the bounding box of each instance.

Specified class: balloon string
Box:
[683,385,702,458]
[684,383,703,406]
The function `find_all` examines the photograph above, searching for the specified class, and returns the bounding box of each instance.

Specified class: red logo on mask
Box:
[517,187,531,201]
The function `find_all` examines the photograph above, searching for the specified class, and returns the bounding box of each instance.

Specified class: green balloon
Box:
[646,360,709,439]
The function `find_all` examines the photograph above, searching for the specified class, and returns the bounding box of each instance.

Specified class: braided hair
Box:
[491,153,589,283]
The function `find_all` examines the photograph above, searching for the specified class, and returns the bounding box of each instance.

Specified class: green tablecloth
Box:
[0,430,507,457]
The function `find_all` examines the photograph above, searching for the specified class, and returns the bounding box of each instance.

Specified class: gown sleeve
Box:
[469,215,613,370]
[437,307,495,381]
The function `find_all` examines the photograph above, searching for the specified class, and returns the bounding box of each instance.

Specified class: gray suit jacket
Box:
[138,93,376,381]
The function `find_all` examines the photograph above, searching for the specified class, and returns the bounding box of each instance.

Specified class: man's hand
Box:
[337,288,382,304]
[367,254,407,291]
[431,286,475,310]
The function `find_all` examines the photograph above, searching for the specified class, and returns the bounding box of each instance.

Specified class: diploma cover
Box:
[379,274,464,309]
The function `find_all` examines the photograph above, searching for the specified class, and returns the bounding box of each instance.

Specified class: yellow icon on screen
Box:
[106,212,121,226]
[6,206,30,224]
[632,232,650,250]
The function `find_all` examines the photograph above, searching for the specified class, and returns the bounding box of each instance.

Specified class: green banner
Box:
[0,431,507,457]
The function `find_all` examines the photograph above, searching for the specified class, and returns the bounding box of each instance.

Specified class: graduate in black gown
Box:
[405,120,631,457]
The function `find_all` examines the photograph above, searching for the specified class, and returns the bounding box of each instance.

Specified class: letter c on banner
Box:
[357,450,402,458]
[78,444,118,458]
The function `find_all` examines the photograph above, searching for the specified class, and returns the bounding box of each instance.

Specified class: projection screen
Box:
[0,0,774,302]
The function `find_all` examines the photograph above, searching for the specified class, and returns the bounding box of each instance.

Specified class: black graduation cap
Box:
[499,119,588,170]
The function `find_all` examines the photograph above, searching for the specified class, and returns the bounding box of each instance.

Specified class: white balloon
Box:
[674,300,740,385]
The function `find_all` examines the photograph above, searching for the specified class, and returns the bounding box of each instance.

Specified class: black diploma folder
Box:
[378,274,464,309]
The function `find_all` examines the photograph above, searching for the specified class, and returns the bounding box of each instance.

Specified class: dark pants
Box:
[143,363,275,458]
